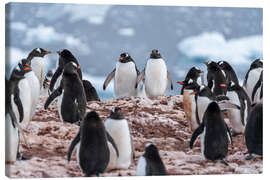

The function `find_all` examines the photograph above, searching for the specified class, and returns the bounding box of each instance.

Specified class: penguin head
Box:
[29,48,51,58]
[46,70,53,78]
[218,61,233,72]
[250,59,263,70]
[150,49,162,59]
[18,59,32,73]
[193,85,213,99]
[119,52,132,63]
[204,61,221,72]
[57,49,78,64]
[109,107,125,120]
[83,111,103,128]
[187,67,204,80]
[63,62,79,76]
[204,101,222,124]
[143,143,161,160]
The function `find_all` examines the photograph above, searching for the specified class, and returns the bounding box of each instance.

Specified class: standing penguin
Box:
[177,67,203,131]
[136,143,167,176]
[104,107,134,169]
[243,59,263,103]
[135,49,173,99]
[42,70,53,96]
[67,111,119,176]
[16,59,39,128]
[244,103,263,160]
[218,61,239,86]
[103,53,139,98]
[44,62,86,124]
[26,48,51,88]
[204,61,227,96]
[226,82,251,136]
[190,102,233,164]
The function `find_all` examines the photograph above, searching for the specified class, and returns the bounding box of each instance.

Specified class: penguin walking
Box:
[218,61,239,85]
[104,107,134,169]
[177,67,203,131]
[44,62,86,124]
[204,61,227,96]
[26,48,51,89]
[136,143,167,176]
[49,49,99,101]
[135,49,173,99]
[15,59,39,128]
[243,59,263,103]
[190,102,233,164]
[244,103,263,160]
[67,111,119,176]
[226,82,251,136]
[103,53,140,98]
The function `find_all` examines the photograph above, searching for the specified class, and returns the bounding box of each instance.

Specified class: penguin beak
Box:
[44,51,51,55]
[220,84,227,87]
[120,57,124,61]
[24,67,31,71]
[204,62,208,65]
[77,66,81,70]
[177,81,184,85]
[191,91,197,95]
[200,70,204,73]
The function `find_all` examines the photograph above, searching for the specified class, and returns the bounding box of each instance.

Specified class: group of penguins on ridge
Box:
[5,47,262,176]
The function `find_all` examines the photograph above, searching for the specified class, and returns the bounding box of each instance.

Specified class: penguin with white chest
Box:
[104,107,134,169]
[190,101,233,165]
[135,49,173,99]
[243,59,263,104]
[244,103,263,160]
[44,62,86,124]
[26,48,51,89]
[136,143,167,176]
[42,70,53,96]
[226,81,251,136]
[67,111,119,176]
[103,53,139,98]
[177,67,203,131]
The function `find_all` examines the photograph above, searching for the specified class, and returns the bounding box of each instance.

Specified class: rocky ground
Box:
[6,95,262,178]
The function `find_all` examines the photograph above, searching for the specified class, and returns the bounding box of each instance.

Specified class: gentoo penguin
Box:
[135,49,173,99]
[17,59,39,128]
[42,70,53,96]
[243,59,263,103]
[83,80,100,101]
[190,102,232,164]
[104,107,134,169]
[251,70,263,104]
[244,103,263,160]
[67,111,119,176]
[204,61,227,96]
[136,143,167,176]
[5,75,23,163]
[218,61,239,85]
[103,52,139,98]
[177,67,203,131]
[26,48,51,88]
[226,81,251,136]
[44,62,86,124]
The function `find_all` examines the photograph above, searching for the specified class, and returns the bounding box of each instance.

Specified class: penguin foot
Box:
[245,154,254,160]
[231,131,242,137]
[17,153,29,161]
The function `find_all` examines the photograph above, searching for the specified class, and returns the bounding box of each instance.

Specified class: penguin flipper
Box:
[44,83,63,109]
[167,71,173,90]
[190,123,204,149]
[49,67,63,92]
[14,87,24,123]
[9,107,17,129]
[103,69,115,90]
[135,69,145,88]
[67,131,80,162]
[251,71,263,102]
[225,123,233,147]
[106,131,119,157]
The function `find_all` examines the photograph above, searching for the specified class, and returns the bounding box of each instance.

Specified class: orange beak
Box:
[191,91,197,95]
[77,66,81,70]
[44,51,51,55]
[24,67,31,71]
[120,57,124,61]
[47,80,51,82]
[200,70,204,73]
[177,81,184,85]
[220,84,227,87]
[204,62,208,65]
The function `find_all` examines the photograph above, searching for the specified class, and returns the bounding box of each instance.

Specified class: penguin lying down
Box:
[67,111,119,177]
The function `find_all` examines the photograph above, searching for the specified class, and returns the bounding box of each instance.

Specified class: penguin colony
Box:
[6,47,262,176]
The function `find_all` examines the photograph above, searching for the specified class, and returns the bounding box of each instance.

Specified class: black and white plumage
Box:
[243,59,263,104]
[83,80,100,101]
[204,61,227,97]
[103,53,139,98]
[226,82,251,136]
[104,107,134,169]
[136,143,167,176]
[44,62,86,124]
[26,48,51,89]
[190,102,232,164]
[218,61,239,86]
[245,103,263,160]
[67,111,119,176]
[135,50,173,99]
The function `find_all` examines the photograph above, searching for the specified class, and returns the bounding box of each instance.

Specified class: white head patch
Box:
[125,53,129,57]
[195,67,199,70]
[71,62,77,68]
[36,48,41,53]
[188,79,193,84]
[145,142,154,148]
[219,61,224,65]
[231,81,235,86]
[200,85,205,91]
